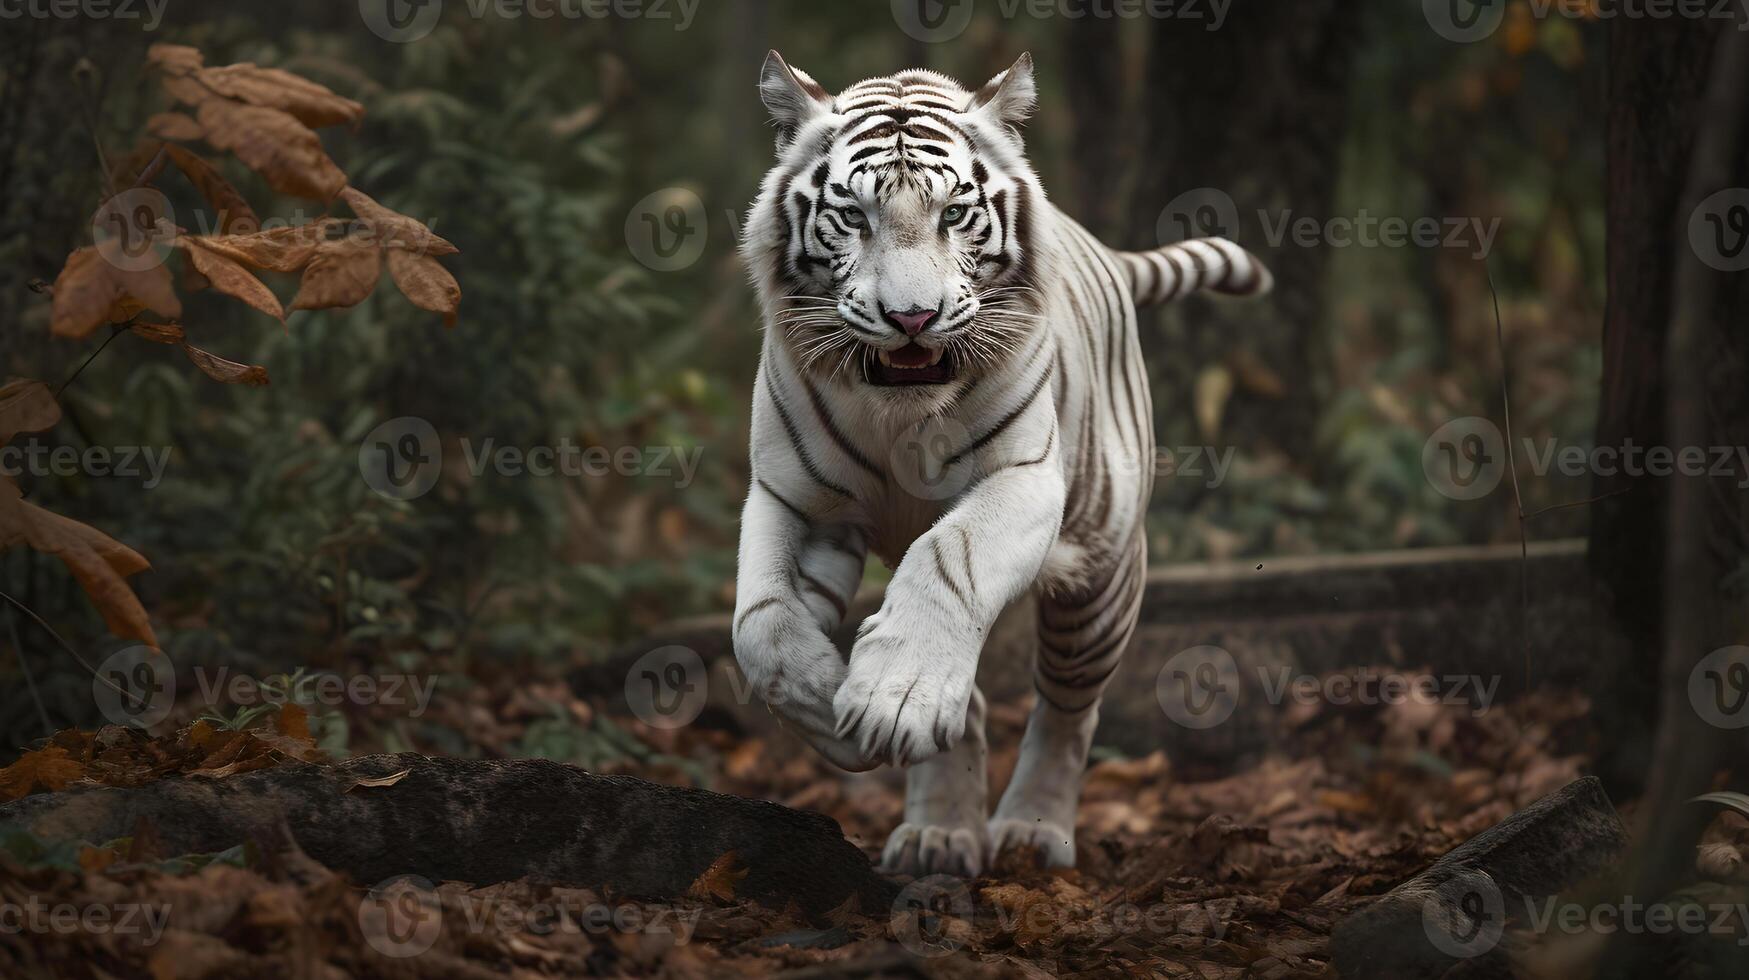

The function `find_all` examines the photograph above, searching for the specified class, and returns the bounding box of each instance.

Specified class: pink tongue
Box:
[889,344,933,369]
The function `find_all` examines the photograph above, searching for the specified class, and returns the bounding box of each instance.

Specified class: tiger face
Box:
[745,53,1045,395]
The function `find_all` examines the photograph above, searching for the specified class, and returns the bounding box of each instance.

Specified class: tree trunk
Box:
[1062,12,1130,242]
[1589,19,1744,794]
[1138,5,1356,456]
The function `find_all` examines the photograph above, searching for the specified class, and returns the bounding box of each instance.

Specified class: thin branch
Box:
[6,600,53,738]
[54,322,127,399]
[71,57,117,198]
[1520,486,1634,523]
[0,587,143,707]
[1485,265,1531,696]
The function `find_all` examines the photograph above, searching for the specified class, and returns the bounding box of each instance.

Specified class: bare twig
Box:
[0,588,142,707]
[71,57,118,198]
[1485,265,1532,696]
[6,601,53,739]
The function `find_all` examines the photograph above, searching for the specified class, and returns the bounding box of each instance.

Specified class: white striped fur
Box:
[732,52,1271,875]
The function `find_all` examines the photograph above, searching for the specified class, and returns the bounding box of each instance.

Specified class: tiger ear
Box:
[970,52,1037,130]
[760,50,831,148]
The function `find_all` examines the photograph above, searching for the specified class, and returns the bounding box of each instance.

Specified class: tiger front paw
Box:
[831,608,978,767]
[732,600,874,772]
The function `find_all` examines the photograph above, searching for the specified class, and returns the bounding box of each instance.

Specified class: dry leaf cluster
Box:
[10,44,464,651]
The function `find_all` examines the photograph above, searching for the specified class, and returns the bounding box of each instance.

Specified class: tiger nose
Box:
[882,307,939,337]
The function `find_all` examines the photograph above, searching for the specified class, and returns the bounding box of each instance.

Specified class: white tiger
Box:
[732,51,1272,876]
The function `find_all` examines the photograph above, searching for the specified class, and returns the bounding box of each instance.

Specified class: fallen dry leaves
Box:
[0,661,1611,978]
[0,710,322,804]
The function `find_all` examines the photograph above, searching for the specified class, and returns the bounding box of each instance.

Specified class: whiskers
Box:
[943,285,1044,372]
[774,294,864,381]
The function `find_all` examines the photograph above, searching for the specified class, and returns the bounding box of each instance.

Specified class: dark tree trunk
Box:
[1138,4,1356,456]
[1590,20,1747,794]
[1062,12,1129,242]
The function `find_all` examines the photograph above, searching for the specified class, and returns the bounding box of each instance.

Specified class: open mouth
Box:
[863,343,956,386]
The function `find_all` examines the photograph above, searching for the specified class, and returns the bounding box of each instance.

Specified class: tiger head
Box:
[743,52,1048,397]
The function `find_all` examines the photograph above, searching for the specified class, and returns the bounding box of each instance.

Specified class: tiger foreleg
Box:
[731,480,874,772]
[833,445,1066,768]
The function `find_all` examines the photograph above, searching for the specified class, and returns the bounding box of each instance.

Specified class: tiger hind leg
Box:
[989,540,1145,867]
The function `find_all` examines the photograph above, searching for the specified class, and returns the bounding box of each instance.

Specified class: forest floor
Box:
[0,652,1604,979]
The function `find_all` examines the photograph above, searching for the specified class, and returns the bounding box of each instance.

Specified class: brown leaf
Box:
[340,187,458,256]
[0,481,157,646]
[181,239,283,320]
[345,770,411,793]
[0,380,61,445]
[78,845,120,873]
[195,98,346,202]
[289,233,381,312]
[0,745,86,801]
[160,72,215,108]
[164,145,259,235]
[147,112,205,142]
[180,343,270,386]
[129,322,187,344]
[147,43,204,77]
[190,222,331,274]
[686,851,749,903]
[107,141,171,190]
[386,248,460,327]
[50,246,182,339]
[195,63,364,129]
[276,703,310,740]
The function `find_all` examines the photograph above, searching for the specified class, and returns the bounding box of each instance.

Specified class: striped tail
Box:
[1115,237,1273,308]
